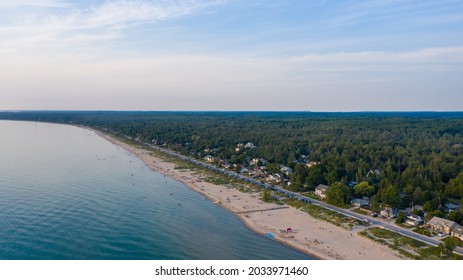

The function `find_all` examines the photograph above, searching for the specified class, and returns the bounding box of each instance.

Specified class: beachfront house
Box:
[450,224,463,241]
[427,217,457,234]
[204,155,215,163]
[380,208,397,219]
[351,198,370,208]
[445,202,460,213]
[315,184,329,199]
[405,213,423,226]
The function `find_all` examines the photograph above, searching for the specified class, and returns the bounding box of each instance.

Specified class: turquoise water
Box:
[0,121,312,260]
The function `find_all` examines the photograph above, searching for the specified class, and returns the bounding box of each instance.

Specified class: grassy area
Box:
[359,227,463,260]
[352,208,369,215]
[413,227,433,237]
[294,203,367,230]
[301,192,320,200]
[283,198,307,209]
[442,236,463,248]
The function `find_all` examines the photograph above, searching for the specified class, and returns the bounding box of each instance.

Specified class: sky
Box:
[0,0,463,111]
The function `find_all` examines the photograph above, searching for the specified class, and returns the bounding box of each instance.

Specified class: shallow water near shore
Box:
[0,121,312,260]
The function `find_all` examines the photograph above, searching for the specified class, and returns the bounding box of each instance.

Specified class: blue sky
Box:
[1,0,462,111]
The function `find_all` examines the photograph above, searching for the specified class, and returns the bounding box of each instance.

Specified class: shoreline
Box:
[92,129,404,260]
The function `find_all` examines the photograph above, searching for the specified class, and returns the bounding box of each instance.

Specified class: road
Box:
[139,139,462,255]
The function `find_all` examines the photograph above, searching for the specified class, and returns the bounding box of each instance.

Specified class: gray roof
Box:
[315,184,329,191]
[351,198,370,205]
[451,224,463,234]
[427,216,457,229]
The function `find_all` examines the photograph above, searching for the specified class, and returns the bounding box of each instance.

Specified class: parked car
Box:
[438,232,446,237]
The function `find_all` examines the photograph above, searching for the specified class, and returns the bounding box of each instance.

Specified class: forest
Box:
[1,111,463,222]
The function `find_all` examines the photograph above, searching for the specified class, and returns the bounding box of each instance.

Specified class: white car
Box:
[438,232,446,237]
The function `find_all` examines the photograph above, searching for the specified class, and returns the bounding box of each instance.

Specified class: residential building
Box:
[367,169,381,178]
[351,198,370,207]
[245,142,256,149]
[306,161,320,168]
[315,184,329,199]
[445,203,460,212]
[280,166,293,176]
[204,155,215,163]
[405,213,423,226]
[450,224,463,241]
[380,208,397,219]
[427,216,457,234]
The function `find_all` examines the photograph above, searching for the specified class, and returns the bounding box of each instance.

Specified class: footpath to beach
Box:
[95,130,403,260]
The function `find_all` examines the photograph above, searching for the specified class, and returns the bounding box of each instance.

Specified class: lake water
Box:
[0,121,312,260]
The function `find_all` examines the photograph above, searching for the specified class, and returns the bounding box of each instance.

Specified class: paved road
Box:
[139,139,462,255]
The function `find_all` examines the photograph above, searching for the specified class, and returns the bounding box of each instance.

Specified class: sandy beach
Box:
[95,130,404,260]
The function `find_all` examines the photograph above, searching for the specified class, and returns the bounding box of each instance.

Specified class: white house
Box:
[351,198,370,207]
[204,155,215,163]
[315,184,329,199]
[405,213,423,226]
[367,169,381,178]
[306,161,320,168]
[245,142,256,149]
[380,208,397,219]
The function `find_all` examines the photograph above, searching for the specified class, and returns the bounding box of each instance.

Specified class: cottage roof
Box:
[451,224,463,234]
[315,184,329,191]
[427,216,457,229]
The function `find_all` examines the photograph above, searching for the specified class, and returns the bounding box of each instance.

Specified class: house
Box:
[245,142,256,149]
[427,216,457,234]
[367,169,381,178]
[450,224,463,241]
[249,167,265,178]
[204,155,215,163]
[280,166,293,176]
[235,143,244,152]
[351,198,370,207]
[240,168,249,174]
[274,173,283,183]
[405,213,423,226]
[405,205,424,213]
[266,174,277,182]
[315,184,329,199]
[380,208,397,219]
[445,203,460,212]
[250,158,266,166]
[306,161,320,168]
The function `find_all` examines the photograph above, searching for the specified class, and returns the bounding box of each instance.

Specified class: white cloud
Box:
[0,0,225,51]
[0,0,71,8]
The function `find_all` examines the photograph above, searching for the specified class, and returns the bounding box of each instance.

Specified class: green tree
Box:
[370,194,380,211]
[448,211,463,224]
[381,185,400,208]
[395,211,406,224]
[325,183,351,207]
[439,238,456,258]
[261,190,271,202]
[354,181,375,198]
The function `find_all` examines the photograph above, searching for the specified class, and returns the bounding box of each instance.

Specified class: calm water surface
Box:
[0,121,313,260]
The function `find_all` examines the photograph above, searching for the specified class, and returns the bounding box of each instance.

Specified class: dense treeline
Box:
[1,111,463,215]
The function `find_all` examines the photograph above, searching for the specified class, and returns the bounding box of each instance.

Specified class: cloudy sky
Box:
[1,0,462,111]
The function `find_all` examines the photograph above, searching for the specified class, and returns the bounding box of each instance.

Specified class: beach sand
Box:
[95,130,404,260]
